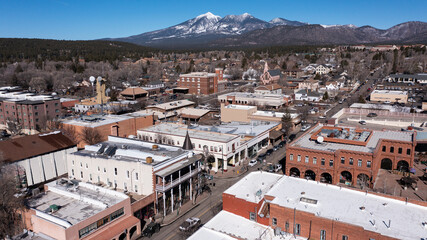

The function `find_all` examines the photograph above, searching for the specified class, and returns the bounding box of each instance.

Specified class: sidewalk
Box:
[152,190,212,227]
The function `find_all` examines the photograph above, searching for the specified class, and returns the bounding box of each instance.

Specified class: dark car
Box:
[257,153,267,162]
[367,113,377,117]
[266,149,274,156]
[142,222,160,238]
[278,141,285,148]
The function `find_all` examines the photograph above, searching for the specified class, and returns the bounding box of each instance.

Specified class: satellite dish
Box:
[317,136,324,143]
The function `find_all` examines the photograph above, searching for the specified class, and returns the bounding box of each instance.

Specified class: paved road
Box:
[147,145,287,240]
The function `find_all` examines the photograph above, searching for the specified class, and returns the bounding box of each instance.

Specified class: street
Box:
[146,144,287,240]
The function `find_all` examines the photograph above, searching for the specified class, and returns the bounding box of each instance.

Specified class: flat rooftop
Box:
[139,123,238,143]
[224,171,282,203]
[224,104,256,110]
[218,92,290,100]
[189,211,306,240]
[252,110,300,119]
[179,72,216,78]
[0,91,57,103]
[267,175,427,240]
[291,124,413,153]
[27,180,128,227]
[371,90,408,95]
[73,136,187,165]
[146,99,194,111]
[349,103,412,113]
[191,121,279,137]
[62,114,134,128]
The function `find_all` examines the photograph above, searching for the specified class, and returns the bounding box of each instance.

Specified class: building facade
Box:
[285,124,416,187]
[190,171,427,240]
[218,92,292,108]
[370,90,408,103]
[0,90,61,133]
[24,180,140,240]
[177,68,224,95]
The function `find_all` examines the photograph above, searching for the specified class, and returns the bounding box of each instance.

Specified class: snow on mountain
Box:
[321,24,358,28]
[269,18,308,26]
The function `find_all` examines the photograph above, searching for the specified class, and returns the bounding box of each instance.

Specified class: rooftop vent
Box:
[300,197,317,205]
[360,206,365,210]
[152,145,159,150]
[146,156,153,164]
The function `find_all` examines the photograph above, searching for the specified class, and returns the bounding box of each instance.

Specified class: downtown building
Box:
[67,135,202,221]
[137,121,280,172]
[177,68,226,95]
[190,171,427,240]
[285,124,416,187]
[0,87,61,133]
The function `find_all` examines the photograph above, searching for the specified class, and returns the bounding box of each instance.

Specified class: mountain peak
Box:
[196,12,221,20]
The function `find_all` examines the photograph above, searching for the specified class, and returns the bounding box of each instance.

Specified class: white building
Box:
[218,92,292,108]
[295,89,322,102]
[315,64,331,75]
[138,122,279,172]
[67,135,202,216]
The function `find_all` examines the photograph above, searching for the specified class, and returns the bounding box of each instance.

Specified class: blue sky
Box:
[1,0,426,40]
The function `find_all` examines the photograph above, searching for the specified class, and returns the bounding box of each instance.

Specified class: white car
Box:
[301,125,311,132]
[274,164,282,172]
[248,159,258,167]
[179,217,201,231]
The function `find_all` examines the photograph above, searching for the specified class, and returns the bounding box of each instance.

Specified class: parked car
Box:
[273,145,279,151]
[384,101,391,104]
[301,125,311,132]
[278,141,285,148]
[249,159,258,167]
[359,120,367,125]
[257,153,267,162]
[266,149,274,156]
[142,222,160,237]
[338,100,343,104]
[179,217,201,231]
[367,113,377,117]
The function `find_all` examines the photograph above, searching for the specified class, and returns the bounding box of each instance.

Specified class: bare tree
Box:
[80,127,103,145]
[6,120,23,136]
[0,157,25,238]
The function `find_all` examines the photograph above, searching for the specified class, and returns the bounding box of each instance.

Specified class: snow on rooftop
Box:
[291,124,413,153]
[62,114,133,128]
[224,104,256,110]
[190,211,306,240]
[371,90,408,95]
[224,171,282,203]
[253,110,300,119]
[267,175,427,240]
[146,99,194,111]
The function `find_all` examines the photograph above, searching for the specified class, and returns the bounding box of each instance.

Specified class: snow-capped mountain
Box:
[104,12,427,49]
[105,12,310,48]
[269,17,308,26]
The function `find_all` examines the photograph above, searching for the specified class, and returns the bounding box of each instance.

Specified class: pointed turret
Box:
[182,130,193,150]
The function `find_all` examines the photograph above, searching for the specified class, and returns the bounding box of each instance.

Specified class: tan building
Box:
[62,113,154,148]
[221,104,300,126]
[370,90,408,103]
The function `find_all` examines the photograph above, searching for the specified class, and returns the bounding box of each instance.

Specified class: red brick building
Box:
[177,68,224,95]
[0,91,61,132]
[190,171,427,240]
[285,124,416,188]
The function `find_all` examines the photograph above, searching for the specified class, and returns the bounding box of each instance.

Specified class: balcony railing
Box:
[155,168,200,192]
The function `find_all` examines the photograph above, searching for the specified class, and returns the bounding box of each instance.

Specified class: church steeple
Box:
[182,130,193,150]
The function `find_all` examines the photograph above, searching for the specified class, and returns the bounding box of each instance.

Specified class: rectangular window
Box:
[249,212,256,221]
[313,157,317,165]
[340,157,345,164]
[114,168,117,175]
[349,158,353,165]
[342,235,348,240]
[305,156,309,163]
[367,161,371,168]
[358,159,362,167]
[390,147,394,153]
[135,173,139,180]
[80,171,83,178]
[295,223,301,235]
[382,146,386,152]
[321,158,325,166]
[329,160,333,167]
[297,155,301,162]
[320,230,326,240]
[398,147,402,154]
[290,154,294,161]
[407,149,411,155]
[272,217,277,226]
[127,171,130,178]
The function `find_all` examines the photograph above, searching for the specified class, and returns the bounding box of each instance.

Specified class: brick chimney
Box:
[111,125,119,137]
